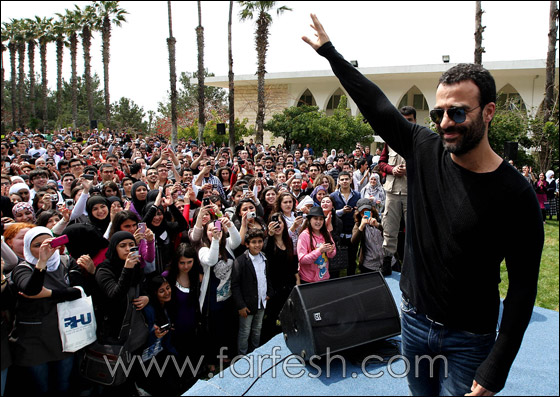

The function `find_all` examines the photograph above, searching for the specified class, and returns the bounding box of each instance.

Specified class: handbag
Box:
[80,285,149,386]
[329,242,349,272]
[57,286,97,353]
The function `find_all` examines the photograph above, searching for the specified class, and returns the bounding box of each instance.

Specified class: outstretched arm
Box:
[302,14,415,159]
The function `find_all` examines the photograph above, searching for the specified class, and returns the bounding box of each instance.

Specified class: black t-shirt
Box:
[318,41,544,393]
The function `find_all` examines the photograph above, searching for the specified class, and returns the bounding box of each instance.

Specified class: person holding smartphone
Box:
[10,227,85,395]
[351,198,384,273]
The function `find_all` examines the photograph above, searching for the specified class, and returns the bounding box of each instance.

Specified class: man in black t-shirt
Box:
[304,14,543,397]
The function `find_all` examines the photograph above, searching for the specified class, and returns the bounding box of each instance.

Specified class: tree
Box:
[23,18,40,124]
[157,70,227,116]
[228,0,235,152]
[474,1,485,65]
[36,16,54,131]
[111,97,146,132]
[13,19,26,128]
[80,4,98,126]
[51,15,67,129]
[167,1,178,147]
[265,96,374,154]
[1,26,6,133]
[95,1,128,129]
[543,0,558,123]
[2,21,18,130]
[196,1,205,145]
[238,1,291,144]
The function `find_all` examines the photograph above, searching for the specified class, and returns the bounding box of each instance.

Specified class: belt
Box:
[402,294,446,327]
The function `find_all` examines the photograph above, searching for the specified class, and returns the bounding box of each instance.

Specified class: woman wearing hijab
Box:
[11,201,36,224]
[360,173,386,215]
[310,185,328,207]
[142,188,189,275]
[85,195,111,236]
[545,170,557,221]
[130,181,149,220]
[94,231,149,345]
[8,182,31,204]
[9,227,84,395]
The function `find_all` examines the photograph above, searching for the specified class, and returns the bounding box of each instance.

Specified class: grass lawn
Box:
[499,219,559,311]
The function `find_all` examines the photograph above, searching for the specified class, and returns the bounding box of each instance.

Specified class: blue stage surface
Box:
[185,273,559,396]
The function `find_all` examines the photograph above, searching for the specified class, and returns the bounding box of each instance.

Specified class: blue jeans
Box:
[238,309,265,355]
[1,368,7,397]
[400,297,496,396]
[27,355,74,394]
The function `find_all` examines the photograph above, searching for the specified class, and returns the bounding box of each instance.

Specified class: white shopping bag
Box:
[57,286,97,352]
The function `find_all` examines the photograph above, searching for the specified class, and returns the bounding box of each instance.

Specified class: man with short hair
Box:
[327,155,345,181]
[68,158,84,179]
[304,15,543,396]
[329,170,361,276]
[28,168,50,200]
[353,158,369,192]
[60,173,76,200]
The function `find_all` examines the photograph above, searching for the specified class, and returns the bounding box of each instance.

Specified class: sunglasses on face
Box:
[429,106,480,125]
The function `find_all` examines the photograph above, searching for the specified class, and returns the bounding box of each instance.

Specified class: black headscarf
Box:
[86,195,111,233]
[143,200,167,238]
[63,223,109,260]
[146,189,160,204]
[99,231,136,271]
[131,181,148,216]
[107,195,124,208]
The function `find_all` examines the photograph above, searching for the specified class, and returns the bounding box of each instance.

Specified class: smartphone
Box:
[202,197,211,206]
[129,246,139,258]
[50,235,69,248]
[364,211,371,219]
[65,199,74,210]
[243,188,249,196]
[257,172,263,178]
[295,211,304,218]
[159,323,171,332]
[215,220,222,232]
[138,222,146,233]
[271,214,279,223]
[81,174,94,181]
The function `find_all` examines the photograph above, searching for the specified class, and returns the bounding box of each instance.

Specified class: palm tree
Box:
[59,8,82,130]
[474,1,485,65]
[228,0,235,152]
[23,18,41,124]
[2,21,18,130]
[196,0,205,145]
[238,1,291,144]
[52,16,67,129]
[167,1,178,147]
[35,16,54,131]
[12,19,27,128]
[81,4,98,127]
[95,1,128,130]
[544,0,558,123]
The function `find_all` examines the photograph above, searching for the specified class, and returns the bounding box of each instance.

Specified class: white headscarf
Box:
[23,226,60,272]
[9,182,30,195]
[546,170,554,184]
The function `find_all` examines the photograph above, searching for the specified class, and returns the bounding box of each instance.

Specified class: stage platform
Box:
[185,273,559,396]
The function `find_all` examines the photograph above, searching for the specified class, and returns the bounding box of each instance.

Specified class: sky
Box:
[1,1,555,118]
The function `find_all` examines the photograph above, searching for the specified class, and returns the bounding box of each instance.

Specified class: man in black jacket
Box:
[303,14,543,397]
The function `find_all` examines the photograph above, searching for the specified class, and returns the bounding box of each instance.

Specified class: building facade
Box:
[205,59,557,146]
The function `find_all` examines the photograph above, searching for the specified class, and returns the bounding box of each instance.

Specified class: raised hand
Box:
[302,13,331,51]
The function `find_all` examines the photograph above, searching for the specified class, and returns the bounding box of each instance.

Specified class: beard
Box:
[437,112,486,155]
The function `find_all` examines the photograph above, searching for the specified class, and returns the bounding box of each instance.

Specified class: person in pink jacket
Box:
[296,206,336,283]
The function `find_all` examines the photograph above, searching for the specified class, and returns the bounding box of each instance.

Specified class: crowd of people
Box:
[0,112,557,395]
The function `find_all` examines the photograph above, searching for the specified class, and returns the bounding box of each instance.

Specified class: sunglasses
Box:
[429,106,480,125]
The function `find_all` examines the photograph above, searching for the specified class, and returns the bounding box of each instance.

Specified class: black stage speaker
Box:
[216,123,226,135]
[504,141,518,162]
[90,120,98,129]
[279,272,401,359]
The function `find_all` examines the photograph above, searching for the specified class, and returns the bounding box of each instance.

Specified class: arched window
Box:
[326,88,346,116]
[297,89,316,107]
[497,84,527,111]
